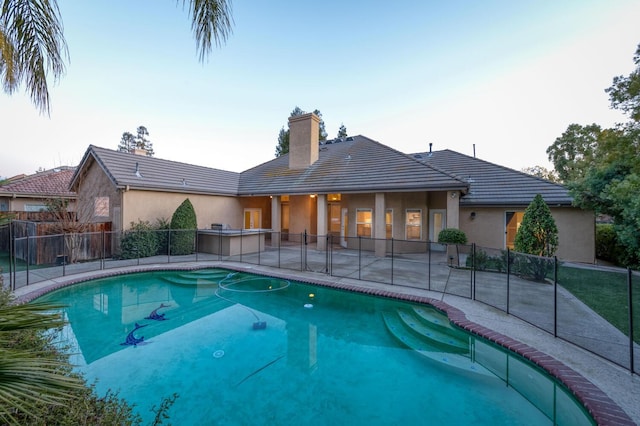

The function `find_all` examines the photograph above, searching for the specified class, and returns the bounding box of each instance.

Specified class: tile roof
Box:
[71,146,239,196]
[0,167,76,198]
[412,149,573,206]
[238,136,468,195]
[70,142,571,207]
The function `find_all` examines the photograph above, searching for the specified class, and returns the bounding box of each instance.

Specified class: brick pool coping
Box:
[15,264,635,426]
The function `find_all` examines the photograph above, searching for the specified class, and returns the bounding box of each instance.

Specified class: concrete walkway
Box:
[5,250,640,424]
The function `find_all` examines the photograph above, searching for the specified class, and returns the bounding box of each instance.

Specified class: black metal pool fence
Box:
[2,228,638,375]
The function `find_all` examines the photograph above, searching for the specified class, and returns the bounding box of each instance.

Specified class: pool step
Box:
[411,306,471,342]
[161,275,220,286]
[178,270,231,280]
[382,309,493,378]
[395,308,469,354]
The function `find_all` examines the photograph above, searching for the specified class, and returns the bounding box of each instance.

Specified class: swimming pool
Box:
[36,268,594,425]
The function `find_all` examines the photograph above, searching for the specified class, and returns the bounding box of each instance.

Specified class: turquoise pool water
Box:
[37,269,593,425]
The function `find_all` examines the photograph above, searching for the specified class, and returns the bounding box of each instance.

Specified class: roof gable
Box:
[413,149,572,206]
[71,146,240,196]
[239,136,468,195]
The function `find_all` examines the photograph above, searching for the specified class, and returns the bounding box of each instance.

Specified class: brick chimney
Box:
[288,113,320,169]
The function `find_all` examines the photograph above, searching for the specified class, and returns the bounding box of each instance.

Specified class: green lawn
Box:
[558,264,640,344]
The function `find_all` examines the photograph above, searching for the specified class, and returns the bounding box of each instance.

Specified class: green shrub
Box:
[595,223,626,265]
[465,248,508,272]
[170,199,197,255]
[120,220,159,259]
[155,217,171,256]
[438,228,467,244]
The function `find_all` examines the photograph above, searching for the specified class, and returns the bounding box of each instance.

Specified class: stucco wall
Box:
[459,206,595,263]
[76,164,120,224]
[122,190,242,231]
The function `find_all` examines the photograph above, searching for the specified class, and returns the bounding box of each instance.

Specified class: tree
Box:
[274,106,327,157]
[513,194,558,282]
[170,198,197,255]
[546,123,601,183]
[514,194,558,258]
[606,44,640,121]
[118,132,136,153]
[1,0,233,114]
[521,165,558,182]
[274,126,289,157]
[547,43,640,266]
[337,123,348,139]
[117,126,154,155]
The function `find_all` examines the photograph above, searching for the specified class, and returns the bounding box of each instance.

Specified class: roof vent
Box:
[182,178,187,186]
[135,162,142,178]
[346,136,354,141]
[413,154,422,159]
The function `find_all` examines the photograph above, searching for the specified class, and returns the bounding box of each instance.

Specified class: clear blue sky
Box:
[1,0,639,178]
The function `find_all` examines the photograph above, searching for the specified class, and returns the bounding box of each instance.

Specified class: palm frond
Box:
[1,0,69,114]
[179,0,233,62]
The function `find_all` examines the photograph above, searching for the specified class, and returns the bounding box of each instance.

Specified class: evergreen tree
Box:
[170,198,197,255]
[274,106,327,157]
[515,194,558,257]
[337,123,348,139]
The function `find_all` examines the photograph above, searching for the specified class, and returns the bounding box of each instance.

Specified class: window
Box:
[405,209,422,240]
[25,204,47,212]
[385,209,393,239]
[356,208,372,237]
[94,197,109,217]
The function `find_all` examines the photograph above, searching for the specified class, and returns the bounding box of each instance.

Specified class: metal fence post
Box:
[240,228,243,263]
[9,222,14,290]
[328,234,333,276]
[628,268,634,373]
[26,235,30,286]
[390,238,394,285]
[427,241,431,291]
[301,231,306,271]
[358,236,362,281]
[167,229,171,263]
[101,229,105,270]
[554,256,558,338]
[506,248,511,315]
[325,234,329,274]
[472,243,476,300]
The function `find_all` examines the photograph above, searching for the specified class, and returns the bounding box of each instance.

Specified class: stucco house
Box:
[0,166,76,213]
[69,113,594,263]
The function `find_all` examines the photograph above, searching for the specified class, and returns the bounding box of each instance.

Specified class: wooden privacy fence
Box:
[10,221,112,265]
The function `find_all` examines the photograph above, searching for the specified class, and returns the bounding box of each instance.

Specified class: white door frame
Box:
[429,209,447,250]
[340,208,348,247]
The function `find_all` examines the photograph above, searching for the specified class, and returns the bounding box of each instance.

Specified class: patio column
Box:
[375,192,386,257]
[447,191,460,229]
[271,196,281,247]
[316,194,327,251]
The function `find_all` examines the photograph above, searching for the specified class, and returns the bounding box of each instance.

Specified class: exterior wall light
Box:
[470,211,476,220]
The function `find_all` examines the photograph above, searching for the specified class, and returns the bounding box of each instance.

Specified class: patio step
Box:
[382,310,492,378]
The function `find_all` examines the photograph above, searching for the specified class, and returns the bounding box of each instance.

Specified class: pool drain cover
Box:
[213,350,225,358]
